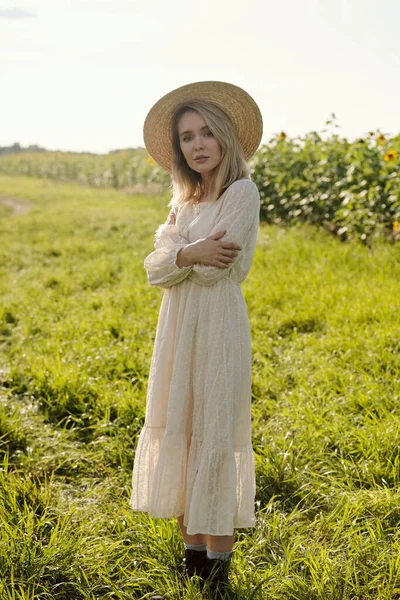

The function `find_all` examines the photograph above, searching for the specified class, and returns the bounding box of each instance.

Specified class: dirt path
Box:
[0,196,31,215]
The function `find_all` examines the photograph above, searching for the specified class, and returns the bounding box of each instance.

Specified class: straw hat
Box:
[143,80,263,172]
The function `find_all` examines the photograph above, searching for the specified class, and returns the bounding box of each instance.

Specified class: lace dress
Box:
[129,178,260,536]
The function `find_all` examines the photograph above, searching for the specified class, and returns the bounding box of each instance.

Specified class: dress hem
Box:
[130,424,256,535]
[128,504,256,536]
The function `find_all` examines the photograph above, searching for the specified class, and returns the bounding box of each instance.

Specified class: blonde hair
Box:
[168,100,251,208]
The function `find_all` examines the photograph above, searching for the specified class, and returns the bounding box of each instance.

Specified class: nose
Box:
[194,136,204,150]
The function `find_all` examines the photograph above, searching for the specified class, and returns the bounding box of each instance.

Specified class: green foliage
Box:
[0,175,400,598]
[250,116,400,243]
[1,117,399,244]
[0,147,170,190]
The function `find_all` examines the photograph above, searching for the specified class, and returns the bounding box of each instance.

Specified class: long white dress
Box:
[129,178,260,536]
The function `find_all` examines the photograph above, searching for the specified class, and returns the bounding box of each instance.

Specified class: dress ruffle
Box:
[129,424,256,536]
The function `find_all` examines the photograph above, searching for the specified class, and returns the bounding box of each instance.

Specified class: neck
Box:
[201,173,212,197]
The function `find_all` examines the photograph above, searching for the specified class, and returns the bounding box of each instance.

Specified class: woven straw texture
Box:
[143,80,263,172]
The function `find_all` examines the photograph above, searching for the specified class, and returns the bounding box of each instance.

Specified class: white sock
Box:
[207,549,233,561]
[184,543,207,551]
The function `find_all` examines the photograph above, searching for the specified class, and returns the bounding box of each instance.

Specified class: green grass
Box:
[1,174,400,599]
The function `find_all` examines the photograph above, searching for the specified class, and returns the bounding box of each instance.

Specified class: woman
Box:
[129,81,263,598]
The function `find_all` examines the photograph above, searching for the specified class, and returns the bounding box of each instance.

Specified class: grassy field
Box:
[1,174,400,599]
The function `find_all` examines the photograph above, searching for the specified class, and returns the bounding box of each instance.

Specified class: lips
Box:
[194,156,209,161]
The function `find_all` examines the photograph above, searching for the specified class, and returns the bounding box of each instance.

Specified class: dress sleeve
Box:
[187,179,260,287]
[143,217,194,289]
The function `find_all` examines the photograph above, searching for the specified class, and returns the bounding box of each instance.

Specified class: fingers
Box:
[216,253,238,266]
[221,249,240,258]
[166,211,176,225]
[212,231,241,250]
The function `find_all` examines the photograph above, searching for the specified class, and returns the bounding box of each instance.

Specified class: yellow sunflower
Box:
[376,133,386,145]
[384,150,397,162]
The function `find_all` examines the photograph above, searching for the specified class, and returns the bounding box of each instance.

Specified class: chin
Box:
[192,163,215,173]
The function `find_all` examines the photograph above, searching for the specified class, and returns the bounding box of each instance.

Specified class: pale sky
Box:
[1,0,399,154]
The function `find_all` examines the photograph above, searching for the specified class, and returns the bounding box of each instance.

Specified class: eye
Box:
[182,136,191,142]
[205,131,213,137]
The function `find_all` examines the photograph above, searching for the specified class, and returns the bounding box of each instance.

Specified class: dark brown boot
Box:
[183,548,207,579]
[202,555,233,598]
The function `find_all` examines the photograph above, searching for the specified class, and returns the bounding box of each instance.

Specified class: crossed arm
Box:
[143,179,260,288]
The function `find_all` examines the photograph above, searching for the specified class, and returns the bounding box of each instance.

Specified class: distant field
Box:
[2,125,399,244]
[1,174,400,599]
[0,147,169,190]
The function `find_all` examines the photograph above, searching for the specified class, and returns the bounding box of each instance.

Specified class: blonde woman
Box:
[130,81,263,599]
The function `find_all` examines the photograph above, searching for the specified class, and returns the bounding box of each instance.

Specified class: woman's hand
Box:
[166,210,176,225]
[189,230,242,268]
[169,211,241,269]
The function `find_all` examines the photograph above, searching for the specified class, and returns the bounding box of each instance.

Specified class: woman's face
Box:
[177,110,222,175]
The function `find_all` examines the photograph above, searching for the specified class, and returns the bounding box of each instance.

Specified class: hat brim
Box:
[143,80,263,173]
